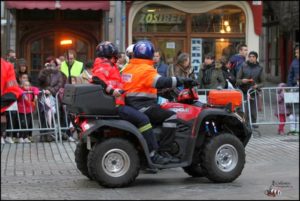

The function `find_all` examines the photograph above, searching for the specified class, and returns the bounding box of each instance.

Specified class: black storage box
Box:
[62,84,117,115]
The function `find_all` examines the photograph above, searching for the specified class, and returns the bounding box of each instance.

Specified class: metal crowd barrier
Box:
[4,90,70,143]
[246,86,299,135]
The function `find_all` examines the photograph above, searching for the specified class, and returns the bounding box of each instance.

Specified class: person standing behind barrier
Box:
[17,80,39,143]
[60,50,83,83]
[1,58,22,144]
[5,49,17,69]
[229,44,248,77]
[236,51,265,128]
[75,60,94,84]
[198,53,226,89]
[153,49,168,77]
[38,59,66,142]
[275,83,291,135]
[286,45,299,134]
[220,56,236,89]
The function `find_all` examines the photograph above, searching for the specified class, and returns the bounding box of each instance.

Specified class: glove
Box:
[112,89,122,97]
[176,77,199,88]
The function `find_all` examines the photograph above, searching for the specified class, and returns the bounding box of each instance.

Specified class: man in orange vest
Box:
[91,41,171,165]
[122,40,197,162]
[1,58,23,144]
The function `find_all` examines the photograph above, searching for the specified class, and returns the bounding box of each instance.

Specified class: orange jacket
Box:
[1,58,22,113]
[122,58,161,109]
[92,57,125,105]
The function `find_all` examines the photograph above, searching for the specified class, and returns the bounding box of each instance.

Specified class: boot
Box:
[151,152,170,165]
[160,151,180,163]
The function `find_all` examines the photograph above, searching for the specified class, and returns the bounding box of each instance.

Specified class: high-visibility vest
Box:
[122,58,160,99]
[60,60,83,78]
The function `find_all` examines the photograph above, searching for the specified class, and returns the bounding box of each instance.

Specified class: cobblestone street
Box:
[1,126,299,200]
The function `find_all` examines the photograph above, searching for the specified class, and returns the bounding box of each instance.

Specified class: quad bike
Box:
[62,83,252,188]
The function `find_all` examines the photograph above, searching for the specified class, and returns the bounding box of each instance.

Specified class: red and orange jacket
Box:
[1,58,23,113]
[92,57,125,105]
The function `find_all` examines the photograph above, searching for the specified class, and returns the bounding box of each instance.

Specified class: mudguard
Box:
[193,108,252,146]
[81,119,151,157]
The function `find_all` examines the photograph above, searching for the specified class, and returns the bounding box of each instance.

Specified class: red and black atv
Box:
[62,83,252,188]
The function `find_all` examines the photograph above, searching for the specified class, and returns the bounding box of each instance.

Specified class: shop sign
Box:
[139,13,184,24]
[191,38,202,78]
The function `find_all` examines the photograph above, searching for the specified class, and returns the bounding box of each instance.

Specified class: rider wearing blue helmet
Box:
[122,40,198,163]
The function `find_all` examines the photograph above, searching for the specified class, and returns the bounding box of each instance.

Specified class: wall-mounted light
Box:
[226,26,231,32]
[224,20,229,26]
[220,29,225,34]
[220,38,225,42]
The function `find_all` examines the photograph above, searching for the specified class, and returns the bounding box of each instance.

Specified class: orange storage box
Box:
[207,90,243,111]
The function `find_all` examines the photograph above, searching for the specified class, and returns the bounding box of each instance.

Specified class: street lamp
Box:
[60,39,73,84]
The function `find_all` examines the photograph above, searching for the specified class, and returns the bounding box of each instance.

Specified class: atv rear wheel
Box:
[87,138,140,188]
[75,141,93,180]
[202,133,245,182]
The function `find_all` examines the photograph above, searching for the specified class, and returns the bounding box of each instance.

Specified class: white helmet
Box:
[126,44,135,58]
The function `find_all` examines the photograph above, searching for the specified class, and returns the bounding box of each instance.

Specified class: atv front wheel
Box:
[87,138,140,188]
[75,141,93,180]
[202,133,245,182]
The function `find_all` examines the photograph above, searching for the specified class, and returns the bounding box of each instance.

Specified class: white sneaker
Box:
[23,138,31,143]
[5,137,14,144]
[1,137,5,144]
[68,136,76,142]
[18,138,24,143]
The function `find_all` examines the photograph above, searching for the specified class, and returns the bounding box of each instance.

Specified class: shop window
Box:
[192,6,245,34]
[201,38,245,61]
[29,34,88,71]
[133,4,186,33]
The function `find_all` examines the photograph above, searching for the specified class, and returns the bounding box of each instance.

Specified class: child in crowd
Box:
[17,80,39,143]
[275,83,290,135]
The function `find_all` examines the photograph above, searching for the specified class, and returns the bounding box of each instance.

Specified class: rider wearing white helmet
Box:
[120,44,135,74]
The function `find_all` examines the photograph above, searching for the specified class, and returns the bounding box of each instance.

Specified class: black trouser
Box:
[143,104,177,152]
[19,113,33,138]
[5,111,19,138]
[244,93,257,124]
[117,105,159,152]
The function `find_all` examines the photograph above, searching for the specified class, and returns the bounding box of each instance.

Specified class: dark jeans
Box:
[117,105,159,152]
[143,104,177,152]
[244,93,257,124]
[19,113,33,138]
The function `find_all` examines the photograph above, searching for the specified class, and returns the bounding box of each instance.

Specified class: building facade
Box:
[260,1,299,83]
[2,1,264,83]
[126,1,262,76]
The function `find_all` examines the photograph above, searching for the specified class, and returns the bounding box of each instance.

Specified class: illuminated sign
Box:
[139,13,184,24]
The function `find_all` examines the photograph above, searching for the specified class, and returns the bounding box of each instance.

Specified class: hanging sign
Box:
[191,38,202,78]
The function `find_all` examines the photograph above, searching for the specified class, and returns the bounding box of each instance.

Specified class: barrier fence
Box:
[246,87,299,134]
[3,87,299,143]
